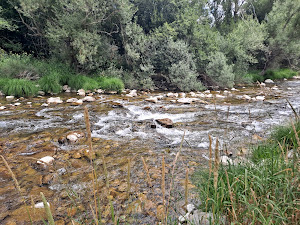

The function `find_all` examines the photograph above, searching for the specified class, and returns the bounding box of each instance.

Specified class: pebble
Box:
[34,202,50,209]
[37,156,55,165]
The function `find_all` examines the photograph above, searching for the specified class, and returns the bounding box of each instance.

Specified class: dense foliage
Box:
[0,0,299,90]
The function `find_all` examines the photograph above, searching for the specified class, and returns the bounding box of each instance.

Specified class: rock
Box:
[82,96,96,102]
[126,90,137,97]
[242,95,252,100]
[34,202,50,209]
[265,79,274,84]
[255,96,265,101]
[186,204,195,213]
[145,96,158,103]
[179,210,225,225]
[0,91,3,96]
[167,92,178,98]
[293,76,300,79]
[66,134,78,143]
[110,102,124,108]
[220,155,233,165]
[204,90,210,94]
[177,98,193,104]
[189,92,196,97]
[150,124,156,128]
[65,89,71,93]
[47,97,63,104]
[6,96,14,101]
[62,85,69,91]
[97,89,104,94]
[215,94,225,99]
[38,91,45,96]
[156,118,173,128]
[72,99,83,106]
[205,94,213,98]
[179,92,186,98]
[27,102,32,105]
[14,103,21,106]
[66,98,78,103]
[0,106,6,110]
[37,156,55,165]
[41,103,49,107]
[155,95,164,100]
[259,82,266,87]
[77,89,86,96]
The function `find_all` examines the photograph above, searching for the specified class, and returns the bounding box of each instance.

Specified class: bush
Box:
[38,72,62,94]
[206,52,235,88]
[244,70,265,82]
[98,77,124,93]
[68,75,99,91]
[265,68,297,80]
[2,79,38,97]
[0,53,40,79]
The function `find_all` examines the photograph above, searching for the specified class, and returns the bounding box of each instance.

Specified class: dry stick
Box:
[89,204,98,224]
[205,135,214,213]
[286,99,299,120]
[165,131,185,225]
[291,120,300,150]
[225,170,237,221]
[278,141,288,163]
[1,155,33,222]
[213,139,220,191]
[185,167,189,207]
[141,156,152,187]
[84,106,99,225]
[162,156,166,217]
[127,158,131,197]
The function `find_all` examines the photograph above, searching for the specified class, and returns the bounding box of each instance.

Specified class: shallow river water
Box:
[0,79,299,224]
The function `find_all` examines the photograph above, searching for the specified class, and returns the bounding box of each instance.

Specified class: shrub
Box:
[2,79,38,97]
[0,54,39,79]
[98,77,124,93]
[68,75,99,91]
[38,72,62,94]
[206,52,235,88]
[244,71,265,82]
[265,68,297,80]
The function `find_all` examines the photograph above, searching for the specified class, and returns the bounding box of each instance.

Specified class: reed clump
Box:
[192,121,300,224]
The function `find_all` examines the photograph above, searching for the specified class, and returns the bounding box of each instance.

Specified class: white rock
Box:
[231,88,238,91]
[205,94,213,98]
[186,204,195,213]
[74,99,83,105]
[37,156,55,165]
[195,93,205,98]
[177,98,192,104]
[126,90,137,97]
[178,93,186,98]
[265,79,274,84]
[271,86,279,90]
[220,155,234,165]
[38,91,45,96]
[27,102,32,105]
[145,96,158,103]
[47,97,63,104]
[67,134,78,143]
[65,89,71,93]
[34,202,50,209]
[63,85,69,91]
[97,89,104,94]
[77,89,86,96]
[167,92,178,98]
[293,76,300,79]
[41,103,49,107]
[189,92,196,97]
[82,96,96,102]
[255,96,265,101]
[14,103,21,106]
[260,82,266,87]
[6,96,14,101]
[170,100,176,103]
[0,91,4,96]
[204,90,210,94]
[0,106,6,110]
[215,94,225,99]
[242,95,252,100]
[66,98,78,103]
[155,95,164,100]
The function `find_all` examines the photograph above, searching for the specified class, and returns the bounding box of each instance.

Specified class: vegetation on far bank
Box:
[0,53,124,96]
[0,0,299,92]
[192,120,300,224]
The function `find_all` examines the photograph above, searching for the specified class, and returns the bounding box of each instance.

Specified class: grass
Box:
[97,77,124,94]
[2,78,38,97]
[38,72,62,94]
[192,121,300,224]
[245,68,297,83]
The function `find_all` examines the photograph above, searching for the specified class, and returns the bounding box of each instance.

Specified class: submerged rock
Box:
[156,118,173,128]
[66,98,78,103]
[47,97,63,104]
[82,96,96,102]
[145,96,158,103]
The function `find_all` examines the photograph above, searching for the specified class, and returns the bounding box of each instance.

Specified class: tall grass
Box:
[2,78,38,97]
[193,122,300,224]
[38,72,62,94]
